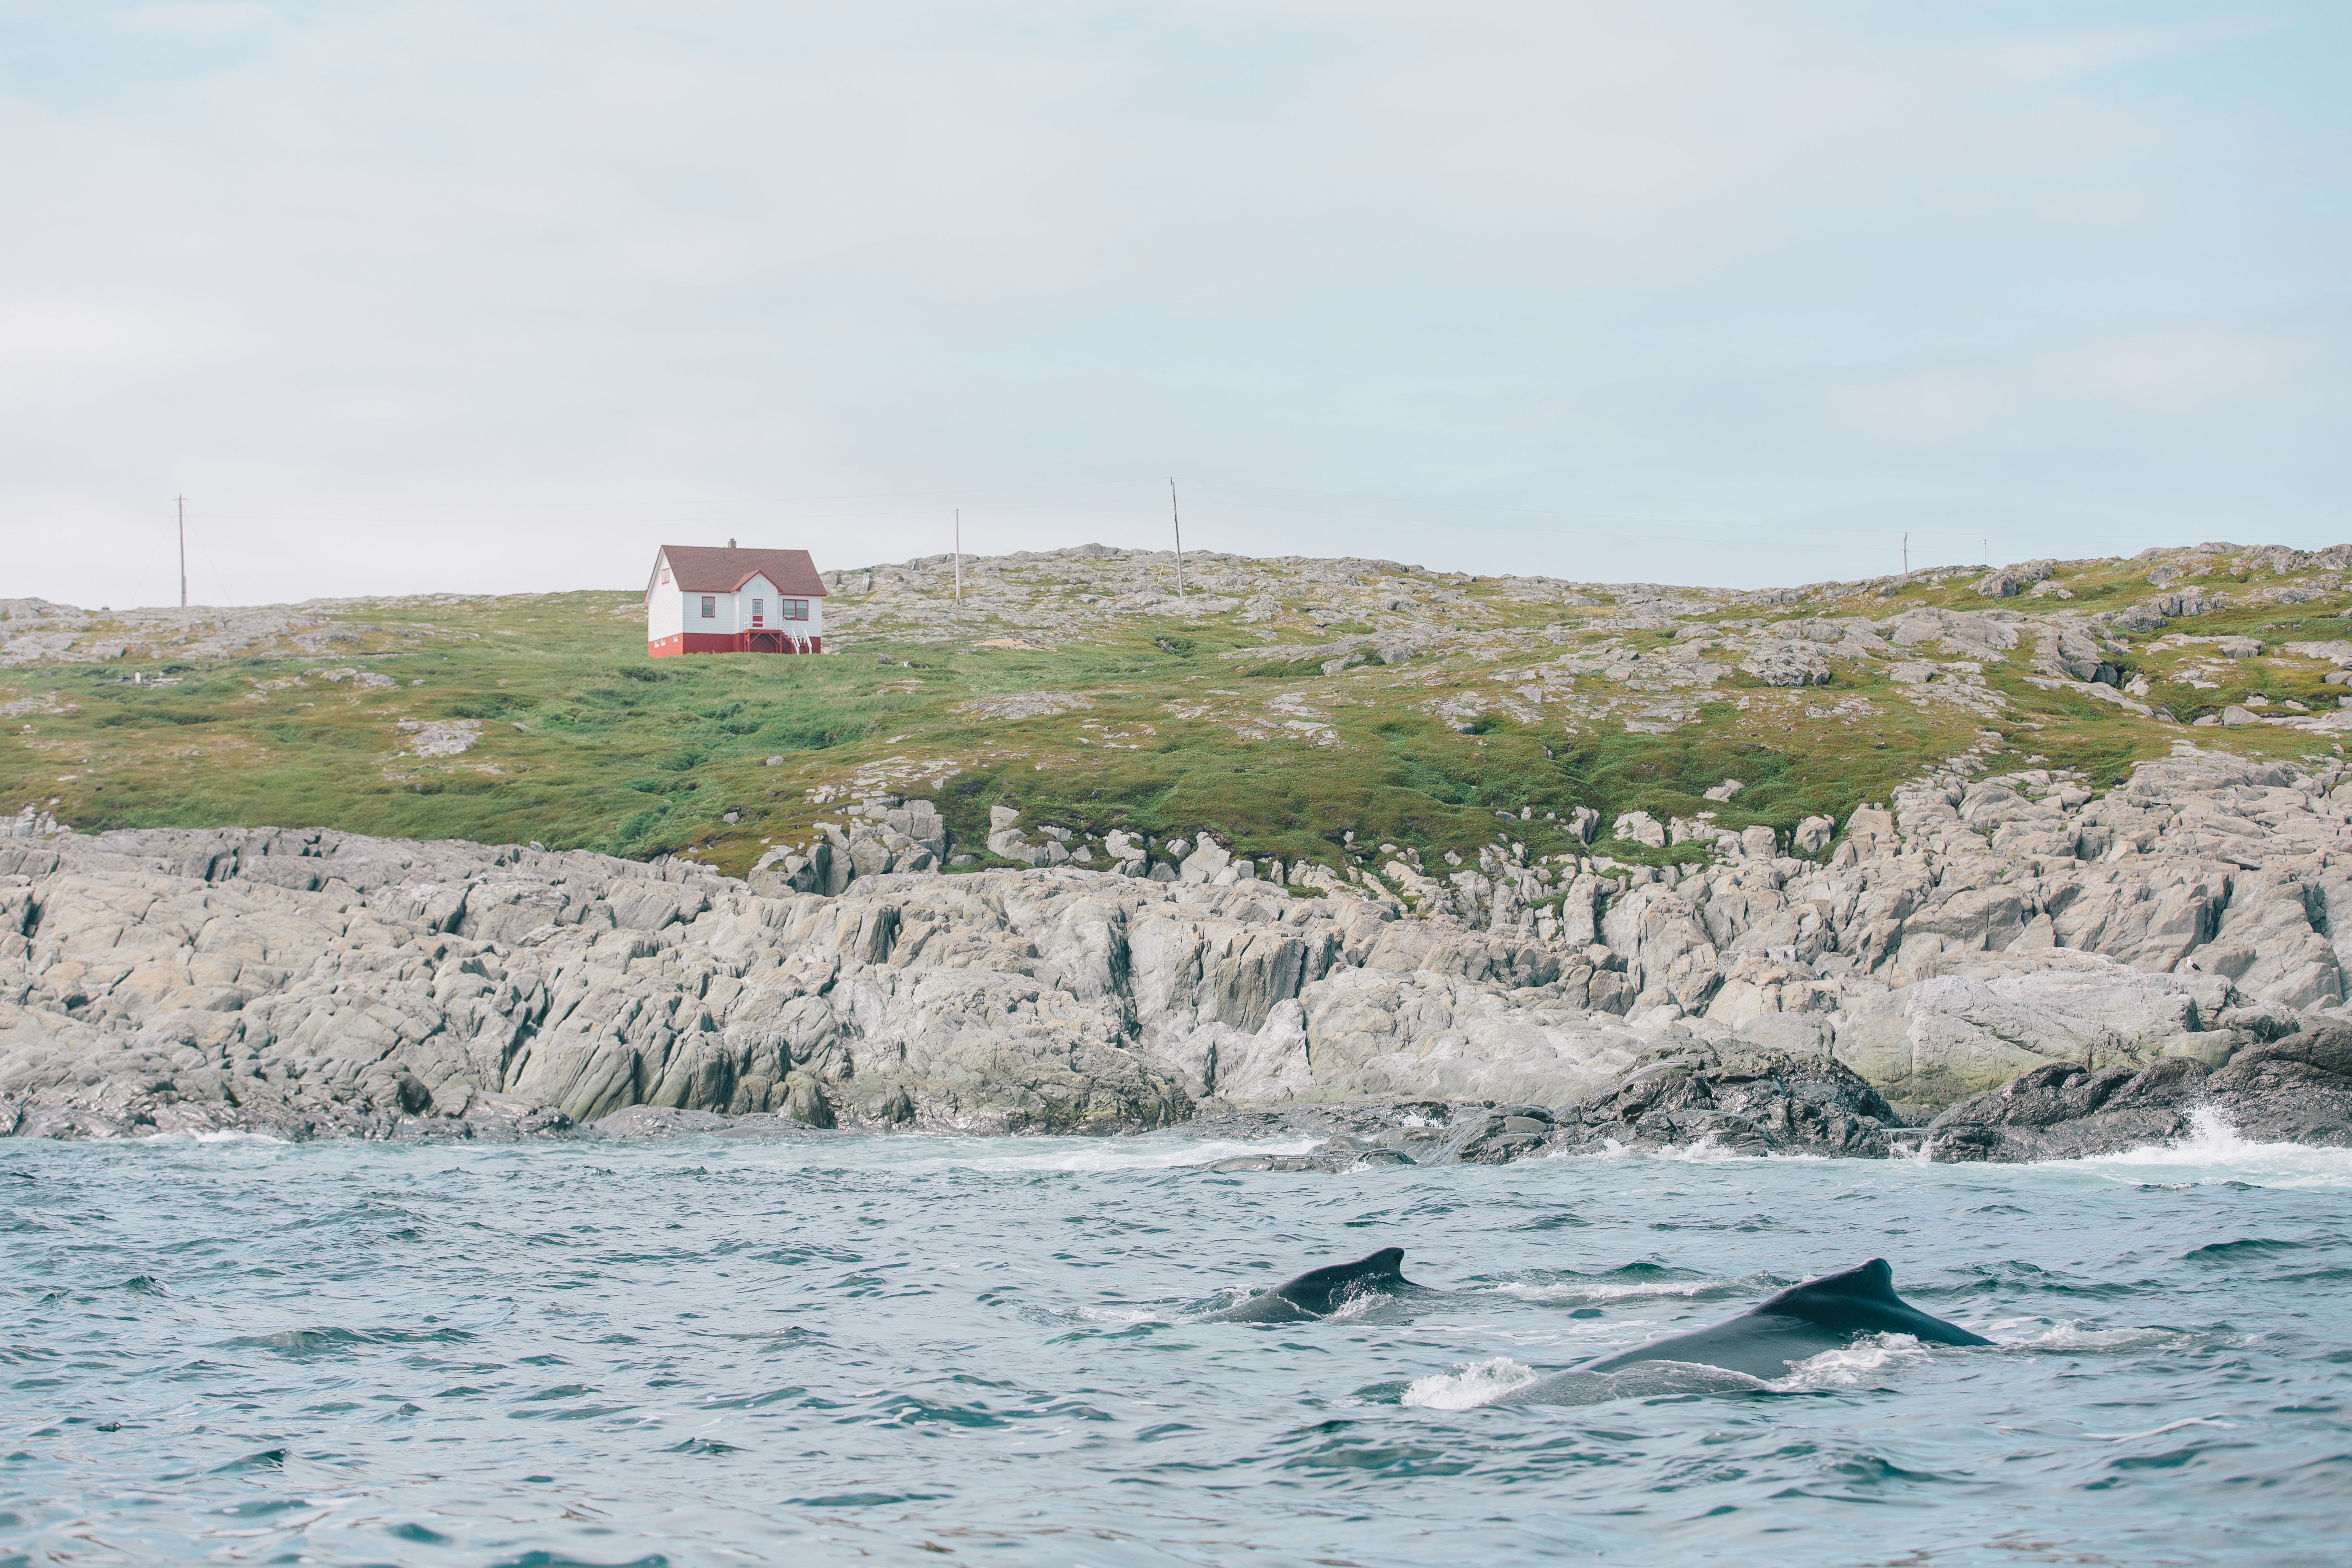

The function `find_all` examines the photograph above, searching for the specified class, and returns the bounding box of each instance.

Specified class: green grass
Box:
[6,550,2349,875]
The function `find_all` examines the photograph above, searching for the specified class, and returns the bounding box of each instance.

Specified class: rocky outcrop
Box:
[1977,559,2057,598]
[0,823,1568,1139]
[1539,1043,1902,1158]
[1179,1018,2352,1169]
[749,795,948,893]
[1180,1044,1903,1167]
[15,739,2352,1150]
[1827,954,2232,1115]
[1924,1023,2352,1161]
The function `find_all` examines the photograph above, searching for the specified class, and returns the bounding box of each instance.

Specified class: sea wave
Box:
[2071,1108,2352,1189]
[1401,1357,1544,1408]
[1552,1136,1829,1165]
[136,1128,292,1145]
[1466,1276,1745,1304]
[16,1118,2352,1565]
[1993,1319,2203,1353]
[1773,1332,1933,1388]
[750,1134,1326,1176]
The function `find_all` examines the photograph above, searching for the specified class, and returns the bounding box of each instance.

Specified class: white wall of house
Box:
[646,575,678,639]
[645,554,826,644]
[703,588,739,635]
[737,573,779,629]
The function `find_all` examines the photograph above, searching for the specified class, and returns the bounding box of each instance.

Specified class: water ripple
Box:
[3,1131,2350,1565]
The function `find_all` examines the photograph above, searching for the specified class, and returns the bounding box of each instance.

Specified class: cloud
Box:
[0,296,238,396]
[1813,326,2293,448]
[0,0,2343,605]
[2038,327,2284,414]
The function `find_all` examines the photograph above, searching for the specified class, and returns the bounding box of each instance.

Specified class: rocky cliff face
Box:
[8,740,2352,1150]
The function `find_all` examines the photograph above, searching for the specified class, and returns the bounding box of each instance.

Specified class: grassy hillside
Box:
[4,542,2348,877]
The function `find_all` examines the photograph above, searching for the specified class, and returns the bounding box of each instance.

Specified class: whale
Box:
[1492,1258,1989,1400]
[1203,1247,1414,1322]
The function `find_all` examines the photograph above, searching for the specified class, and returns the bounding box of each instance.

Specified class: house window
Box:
[700,595,716,618]
[783,599,809,620]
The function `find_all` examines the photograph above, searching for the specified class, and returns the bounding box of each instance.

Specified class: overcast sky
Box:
[3,1,2345,608]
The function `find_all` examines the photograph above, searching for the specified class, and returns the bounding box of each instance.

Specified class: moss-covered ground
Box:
[4,546,2348,876]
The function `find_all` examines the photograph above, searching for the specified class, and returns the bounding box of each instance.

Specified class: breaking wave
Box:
[1401,1357,1545,1408]
[2071,1108,2352,1189]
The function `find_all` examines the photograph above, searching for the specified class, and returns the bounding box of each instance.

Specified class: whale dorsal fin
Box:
[1753,1258,1992,1347]
[1755,1258,1899,1318]
[1271,1247,1410,1311]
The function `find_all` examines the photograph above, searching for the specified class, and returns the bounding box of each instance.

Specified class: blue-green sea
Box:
[6,1121,2349,1566]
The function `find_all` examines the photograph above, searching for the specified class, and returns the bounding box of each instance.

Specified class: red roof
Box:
[652,546,826,597]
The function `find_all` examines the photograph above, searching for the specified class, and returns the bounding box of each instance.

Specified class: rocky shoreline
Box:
[591,1018,2352,1166]
[10,740,2352,1160]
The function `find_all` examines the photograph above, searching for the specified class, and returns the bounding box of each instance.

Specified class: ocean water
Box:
[5,1119,2350,1567]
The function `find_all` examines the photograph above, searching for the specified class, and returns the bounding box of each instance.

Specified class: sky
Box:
[0,1,2345,608]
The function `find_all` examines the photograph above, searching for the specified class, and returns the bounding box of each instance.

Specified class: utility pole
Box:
[178,495,187,610]
[1169,478,1185,595]
[1902,532,1908,576]
[954,509,962,604]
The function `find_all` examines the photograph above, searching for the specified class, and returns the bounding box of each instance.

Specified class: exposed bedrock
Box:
[8,744,2352,1148]
[1921,1022,2352,1162]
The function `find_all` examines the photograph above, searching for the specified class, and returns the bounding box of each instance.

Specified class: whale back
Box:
[1583,1258,1989,1379]
[1274,1247,1408,1314]
[1752,1259,1994,1348]
[1207,1247,1410,1322]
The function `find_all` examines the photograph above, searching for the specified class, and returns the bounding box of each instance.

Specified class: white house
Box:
[645,542,827,658]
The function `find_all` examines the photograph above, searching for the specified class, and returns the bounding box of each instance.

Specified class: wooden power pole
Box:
[954,509,962,604]
[178,495,187,610]
[1169,479,1185,595]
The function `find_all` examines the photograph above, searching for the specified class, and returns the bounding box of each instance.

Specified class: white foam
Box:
[1550,1136,1827,1164]
[1996,1320,2187,1353]
[1018,1294,1170,1327]
[1561,1136,1740,1163]
[1446,1359,1777,1408]
[138,1129,291,1145]
[1470,1278,1727,1304]
[755,1135,1326,1176]
[1323,1289,1391,1321]
[948,1136,1325,1174]
[1773,1332,1931,1388]
[2070,1107,2352,1189]
[1401,1357,1543,1409]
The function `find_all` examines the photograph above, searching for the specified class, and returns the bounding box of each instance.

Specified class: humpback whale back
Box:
[1756,1258,1994,1349]
[1581,1257,1991,1381]
[1206,1247,1411,1322]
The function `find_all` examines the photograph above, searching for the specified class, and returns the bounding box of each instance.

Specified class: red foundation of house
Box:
[648,633,823,658]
